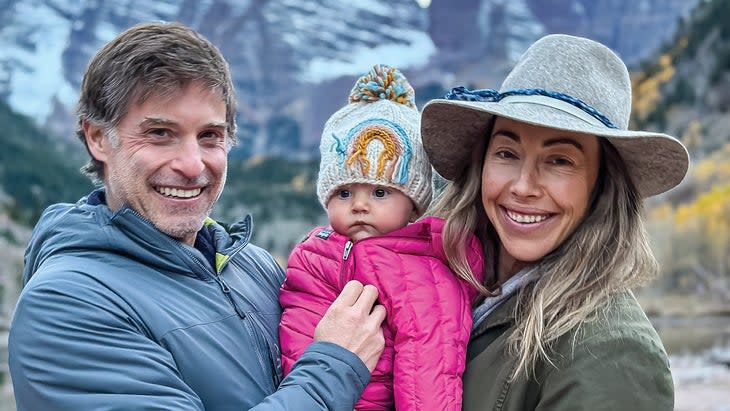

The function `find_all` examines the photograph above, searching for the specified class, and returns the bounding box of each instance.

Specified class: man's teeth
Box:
[507,210,548,224]
[156,187,201,198]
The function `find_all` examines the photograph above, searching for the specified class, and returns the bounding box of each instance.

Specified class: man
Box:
[8,22,385,410]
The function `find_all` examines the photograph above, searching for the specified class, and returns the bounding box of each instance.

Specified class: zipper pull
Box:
[342,240,353,261]
[218,277,231,293]
[215,275,245,319]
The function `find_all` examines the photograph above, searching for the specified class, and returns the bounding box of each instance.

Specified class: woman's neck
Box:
[497,246,530,284]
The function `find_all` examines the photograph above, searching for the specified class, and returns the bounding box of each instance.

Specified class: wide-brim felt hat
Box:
[421,34,689,197]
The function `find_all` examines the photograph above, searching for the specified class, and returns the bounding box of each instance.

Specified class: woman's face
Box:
[482,117,601,277]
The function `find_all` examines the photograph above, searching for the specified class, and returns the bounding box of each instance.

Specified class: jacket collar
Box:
[87,188,253,254]
[472,293,518,339]
[88,189,252,275]
[202,215,253,273]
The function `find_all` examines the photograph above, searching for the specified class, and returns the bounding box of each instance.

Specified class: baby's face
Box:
[326,183,417,241]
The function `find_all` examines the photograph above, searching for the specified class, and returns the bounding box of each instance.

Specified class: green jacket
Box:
[463,291,673,411]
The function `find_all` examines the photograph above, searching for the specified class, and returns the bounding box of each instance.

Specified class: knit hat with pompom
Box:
[317,64,432,215]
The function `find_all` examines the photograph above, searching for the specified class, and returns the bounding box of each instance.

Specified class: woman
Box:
[421,34,688,410]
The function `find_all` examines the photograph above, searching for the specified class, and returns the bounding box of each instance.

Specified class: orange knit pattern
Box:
[345,125,402,179]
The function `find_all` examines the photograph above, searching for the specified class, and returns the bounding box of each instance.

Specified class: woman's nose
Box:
[510,162,541,198]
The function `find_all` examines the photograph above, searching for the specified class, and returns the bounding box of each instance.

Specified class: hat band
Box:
[499,94,606,128]
[444,86,618,129]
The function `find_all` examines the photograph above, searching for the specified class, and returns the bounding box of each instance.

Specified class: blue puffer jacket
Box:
[9,190,369,411]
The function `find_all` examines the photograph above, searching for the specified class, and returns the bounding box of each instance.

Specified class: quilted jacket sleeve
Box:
[9,272,208,411]
[11,262,370,411]
[364,242,483,411]
[252,342,371,411]
[278,237,342,376]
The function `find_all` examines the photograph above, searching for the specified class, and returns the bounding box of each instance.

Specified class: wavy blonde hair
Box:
[428,126,658,379]
[428,130,497,297]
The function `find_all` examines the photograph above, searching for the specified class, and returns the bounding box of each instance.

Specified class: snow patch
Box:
[300,30,435,83]
[5,2,73,121]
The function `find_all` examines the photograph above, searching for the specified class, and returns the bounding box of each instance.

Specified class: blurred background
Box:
[0,0,728,409]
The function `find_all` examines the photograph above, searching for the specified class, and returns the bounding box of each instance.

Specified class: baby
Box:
[279,64,484,410]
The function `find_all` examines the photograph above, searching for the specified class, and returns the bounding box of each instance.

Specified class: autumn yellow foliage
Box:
[633,54,677,121]
[647,145,730,288]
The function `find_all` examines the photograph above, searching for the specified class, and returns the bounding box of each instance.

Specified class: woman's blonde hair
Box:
[428,126,497,298]
[427,124,658,379]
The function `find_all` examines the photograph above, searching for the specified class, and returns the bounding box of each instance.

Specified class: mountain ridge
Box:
[0,0,698,158]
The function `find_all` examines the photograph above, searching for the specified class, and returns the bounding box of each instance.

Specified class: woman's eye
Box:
[550,157,574,166]
[495,150,517,159]
[374,188,387,198]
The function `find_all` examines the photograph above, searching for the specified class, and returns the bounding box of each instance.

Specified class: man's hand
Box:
[314,280,386,371]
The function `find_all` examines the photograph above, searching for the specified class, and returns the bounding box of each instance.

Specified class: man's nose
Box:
[171,137,205,178]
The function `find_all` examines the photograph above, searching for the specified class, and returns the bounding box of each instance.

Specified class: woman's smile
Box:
[482,117,600,277]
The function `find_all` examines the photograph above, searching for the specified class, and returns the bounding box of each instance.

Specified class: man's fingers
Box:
[333,280,364,307]
[314,282,386,372]
[352,284,379,313]
[368,304,386,325]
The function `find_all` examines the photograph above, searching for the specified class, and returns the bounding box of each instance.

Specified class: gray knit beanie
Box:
[317,64,432,215]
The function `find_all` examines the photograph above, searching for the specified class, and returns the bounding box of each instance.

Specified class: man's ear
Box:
[83,120,110,162]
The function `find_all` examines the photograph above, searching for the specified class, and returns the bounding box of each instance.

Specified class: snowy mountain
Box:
[0,0,698,157]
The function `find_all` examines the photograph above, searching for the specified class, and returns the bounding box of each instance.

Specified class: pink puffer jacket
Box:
[279,217,484,410]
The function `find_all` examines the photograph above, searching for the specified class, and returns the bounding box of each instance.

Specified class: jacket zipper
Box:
[123,209,274,383]
[337,234,414,287]
[339,240,354,287]
[342,240,353,260]
[126,208,247,319]
[213,275,246,319]
[212,242,250,320]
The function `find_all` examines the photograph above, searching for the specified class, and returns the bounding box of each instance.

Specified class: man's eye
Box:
[201,131,224,141]
[149,128,169,137]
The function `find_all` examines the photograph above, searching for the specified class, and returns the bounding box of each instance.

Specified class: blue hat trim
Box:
[444,86,618,129]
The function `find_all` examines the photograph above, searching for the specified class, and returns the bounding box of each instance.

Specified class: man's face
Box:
[87,82,229,245]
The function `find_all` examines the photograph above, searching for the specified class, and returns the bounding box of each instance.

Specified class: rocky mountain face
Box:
[426,0,700,82]
[0,0,698,157]
[632,0,730,156]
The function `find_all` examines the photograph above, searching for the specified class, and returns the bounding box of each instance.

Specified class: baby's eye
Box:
[373,188,387,198]
[337,189,351,199]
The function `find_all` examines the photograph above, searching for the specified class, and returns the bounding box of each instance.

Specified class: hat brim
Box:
[421,99,689,197]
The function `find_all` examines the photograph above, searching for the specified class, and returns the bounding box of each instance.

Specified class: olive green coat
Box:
[463,291,673,411]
